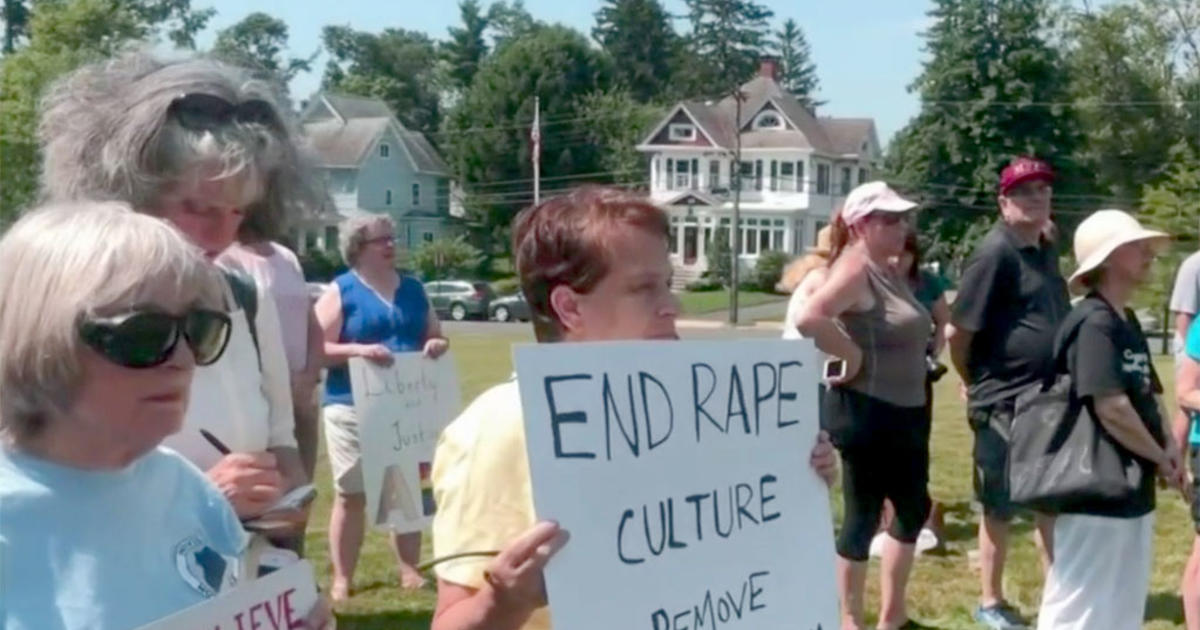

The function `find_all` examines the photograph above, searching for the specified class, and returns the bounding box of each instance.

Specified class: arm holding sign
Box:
[433,522,567,630]
[315,285,394,366]
[795,249,870,384]
[422,294,449,359]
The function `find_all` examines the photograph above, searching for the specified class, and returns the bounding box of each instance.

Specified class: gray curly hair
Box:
[340,214,396,267]
[38,50,322,242]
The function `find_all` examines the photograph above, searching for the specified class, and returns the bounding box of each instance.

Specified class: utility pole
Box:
[729,89,744,326]
[532,96,541,206]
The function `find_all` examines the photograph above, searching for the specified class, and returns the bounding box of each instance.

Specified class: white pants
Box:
[1037,512,1154,630]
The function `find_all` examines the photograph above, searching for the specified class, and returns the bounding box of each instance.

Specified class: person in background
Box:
[797,181,931,630]
[430,186,838,630]
[0,203,331,630]
[1170,236,1200,629]
[783,224,833,340]
[1038,210,1183,630]
[948,157,1070,630]
[38,52,319,534]
[315,213,448,601]
[221,233,324,554]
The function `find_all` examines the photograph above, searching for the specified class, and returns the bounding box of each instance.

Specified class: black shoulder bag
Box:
[1007,300,1141,513]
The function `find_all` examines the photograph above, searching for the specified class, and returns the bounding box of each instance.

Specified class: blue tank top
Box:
[324,271,430,406]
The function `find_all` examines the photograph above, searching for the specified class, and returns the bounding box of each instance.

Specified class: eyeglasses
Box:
[363,235,395,246]
[79,309,232,369]
[167,93,281,132]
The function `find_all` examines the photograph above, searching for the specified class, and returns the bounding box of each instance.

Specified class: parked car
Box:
[490,292,530,323]
[425,280,494,321]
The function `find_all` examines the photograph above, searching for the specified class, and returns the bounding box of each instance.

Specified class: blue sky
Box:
[190,1,953,144]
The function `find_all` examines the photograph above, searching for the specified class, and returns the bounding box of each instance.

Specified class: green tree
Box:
[211,12,315,85]
[410,235,484,280]
[441,0,489,93]
[487,0,540,52]
[592,0,679,103]
[1139,142,1200,312]
[0,0,213,223]
[772,18,821,111]
[1064,3,1180,203]
[442,25,612,262]
[885,0,1084,264]
[682,0,774,93]
[321,26,440,133]
[575,88,663,184]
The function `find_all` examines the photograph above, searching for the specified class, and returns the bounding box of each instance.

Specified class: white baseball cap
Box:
[841,181,918,225]
[1068,209,1168,293]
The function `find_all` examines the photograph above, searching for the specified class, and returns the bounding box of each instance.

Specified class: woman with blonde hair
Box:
[0,202,331,629]
[38,52,322,536]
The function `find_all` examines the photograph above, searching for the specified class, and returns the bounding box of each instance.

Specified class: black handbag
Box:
[1007,301,1141,513]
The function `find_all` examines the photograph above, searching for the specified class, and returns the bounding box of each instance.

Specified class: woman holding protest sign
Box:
[1034,210,1183,630]
[316,213,449,601]
[38,52,317,543]
[796,181,930,630]
[0,203,331,630]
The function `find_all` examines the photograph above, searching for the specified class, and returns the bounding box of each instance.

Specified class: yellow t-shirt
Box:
[431,378,551,630]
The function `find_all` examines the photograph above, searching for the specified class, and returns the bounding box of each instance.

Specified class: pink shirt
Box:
[219,243,311,372]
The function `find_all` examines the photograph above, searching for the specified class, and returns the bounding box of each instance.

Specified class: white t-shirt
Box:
[1171,250,1200,356]
[160,265,297,471]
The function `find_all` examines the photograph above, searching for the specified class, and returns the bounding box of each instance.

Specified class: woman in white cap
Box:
[1036,210,1185,630]
[797,181,931,630]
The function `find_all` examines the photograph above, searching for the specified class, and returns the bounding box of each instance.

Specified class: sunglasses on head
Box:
[79,309,232,369]
[167,93,280,132]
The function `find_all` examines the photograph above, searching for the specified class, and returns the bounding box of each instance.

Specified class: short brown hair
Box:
[513,186,669,341]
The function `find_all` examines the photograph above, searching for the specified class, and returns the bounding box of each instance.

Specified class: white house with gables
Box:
[637,58,880,282]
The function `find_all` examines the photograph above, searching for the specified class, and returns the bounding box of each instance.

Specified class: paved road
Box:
[443,319,782,340]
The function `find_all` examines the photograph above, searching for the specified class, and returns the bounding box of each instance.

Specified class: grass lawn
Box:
[307,332,1192,629]
[677,289,784,315]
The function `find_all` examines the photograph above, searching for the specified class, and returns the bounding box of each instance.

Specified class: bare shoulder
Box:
[825,248,870,291]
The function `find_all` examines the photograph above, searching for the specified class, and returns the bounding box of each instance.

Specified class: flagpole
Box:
[532,96,541,206]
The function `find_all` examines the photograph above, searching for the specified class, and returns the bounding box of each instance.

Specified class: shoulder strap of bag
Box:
[223,269,261,369]
[1045,298,1106,386]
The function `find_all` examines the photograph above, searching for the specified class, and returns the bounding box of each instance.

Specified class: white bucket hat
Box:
[1068,209,1168,293]
[841,181,918,225]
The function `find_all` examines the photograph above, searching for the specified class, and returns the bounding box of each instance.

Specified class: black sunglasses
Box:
[79,309,233,369]
[167,93,280,132]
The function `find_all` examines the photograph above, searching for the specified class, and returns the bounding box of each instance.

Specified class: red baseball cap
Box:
[999,157,1054,195]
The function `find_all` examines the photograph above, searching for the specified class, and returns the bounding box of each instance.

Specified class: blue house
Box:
[297,93,457,254]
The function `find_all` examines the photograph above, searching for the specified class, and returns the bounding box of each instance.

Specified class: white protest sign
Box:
[136,560,317,630]
[515,339,837,630]
[350,352,461,533]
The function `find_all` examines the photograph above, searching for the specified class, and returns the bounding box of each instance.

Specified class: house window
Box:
[841,167,852,195]
[817,164,831,194]
[379,143,390,158]
[739,161,754,191]
[744,226,758,255]
[759,229,770,252]
[780,162,796,192]
[669,226,679,254]
[754,111,783,129]
[772,229,784,251]
[412,183,420,206]
[385,189,393,206]
[324,226,338,250]
[666,159,675,190]
[304,230,318,250]
[669,124,696,141]
[859,168,869,184]
[797,161,806,192]
[709,160,720,189]
[769,161,778,192]
[754,160,764,191]
[423,232,435,243]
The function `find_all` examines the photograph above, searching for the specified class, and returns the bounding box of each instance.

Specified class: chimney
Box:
[758,56,780,81]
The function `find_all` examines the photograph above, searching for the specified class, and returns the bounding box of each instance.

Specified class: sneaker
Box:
[974,602,1028,629]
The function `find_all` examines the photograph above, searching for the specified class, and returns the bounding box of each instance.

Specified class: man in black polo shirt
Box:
[948,157,1070,630]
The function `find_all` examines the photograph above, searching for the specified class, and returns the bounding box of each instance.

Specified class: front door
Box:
[683,226,699,265]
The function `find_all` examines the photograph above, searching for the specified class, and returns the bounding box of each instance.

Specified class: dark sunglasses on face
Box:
[167,93,280,132]
[79,309,233,369]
